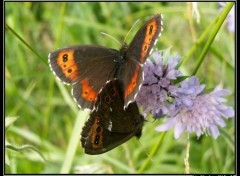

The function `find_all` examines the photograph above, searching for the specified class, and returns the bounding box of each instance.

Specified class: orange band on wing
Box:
[80,79,97,102]
[125,65,140,98]
[57,50,79,81]
[90,116,103,149]
[140,20,158,63]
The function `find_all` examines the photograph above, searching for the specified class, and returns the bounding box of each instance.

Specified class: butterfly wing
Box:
[81,79,144,155]
[121,14,163,107]
[48,45,120,110]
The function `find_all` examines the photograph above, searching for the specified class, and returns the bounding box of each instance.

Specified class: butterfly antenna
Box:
[123,19,140,43]
[100,32,121,47]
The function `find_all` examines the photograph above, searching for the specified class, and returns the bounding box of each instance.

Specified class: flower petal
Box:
[155,117,176,132]
[174,121,185,139]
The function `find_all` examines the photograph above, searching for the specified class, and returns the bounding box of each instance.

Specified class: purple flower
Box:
[137,49,234,140]
[136,50,182,119]
[155,77,234,139]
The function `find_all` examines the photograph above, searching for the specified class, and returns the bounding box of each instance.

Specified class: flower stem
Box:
[137,132,166,173]
[191,2,234,76]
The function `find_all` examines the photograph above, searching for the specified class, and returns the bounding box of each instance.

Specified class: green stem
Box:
[191,2,234,76]
[137,132,166,173]
[180,17,218,67]
[60,110,89,173]
[5,24,47,65]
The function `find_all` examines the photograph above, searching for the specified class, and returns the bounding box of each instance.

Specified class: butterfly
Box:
[81,79,144,155]
[48,14,163,110]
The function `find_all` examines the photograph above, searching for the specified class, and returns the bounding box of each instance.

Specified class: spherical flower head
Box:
[155,76,234,139]
[136,50,182,119]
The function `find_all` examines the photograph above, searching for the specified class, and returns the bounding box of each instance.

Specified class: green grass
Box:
[5,2,235,174]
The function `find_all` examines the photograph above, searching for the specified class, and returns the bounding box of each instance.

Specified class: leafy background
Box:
[5,2,235,174]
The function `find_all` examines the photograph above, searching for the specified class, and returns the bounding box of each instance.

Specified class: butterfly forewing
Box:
[126,14,163,64]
